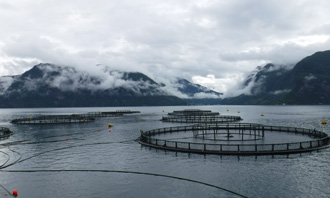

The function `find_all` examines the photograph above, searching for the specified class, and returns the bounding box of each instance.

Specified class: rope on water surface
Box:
[0,123,248,197]
[0,151,10,168]
[0,146,23,169]
[1,169,248,198]
[0,140,135,169]
[0,147,22,169]
[0,183,15,197]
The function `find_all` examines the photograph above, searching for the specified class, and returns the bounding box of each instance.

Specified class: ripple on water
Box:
[0,106,330,198]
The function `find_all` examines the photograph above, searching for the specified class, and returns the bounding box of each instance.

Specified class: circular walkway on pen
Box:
[10,110,141,125]
[138,123,330,155]
[11,114,96,125]
[162,109,242,124]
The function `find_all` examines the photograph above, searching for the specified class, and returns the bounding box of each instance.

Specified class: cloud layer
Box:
[1,0,330,95]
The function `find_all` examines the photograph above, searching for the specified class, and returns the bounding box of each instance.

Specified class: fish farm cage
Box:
[138,123,330,155]
[162,109,242,123]
[0,127,13,139]
[11,110,141,125]
[167,109,220,116]
[87,110,141,117]
[11,114,96,125]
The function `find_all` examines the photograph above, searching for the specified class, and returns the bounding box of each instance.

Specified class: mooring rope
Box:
[0,169,248,198]
[0,129,248,197]
[0,140,135,169]
[0,183,15,197]
[4,147,22,169]
[0,151,10,168]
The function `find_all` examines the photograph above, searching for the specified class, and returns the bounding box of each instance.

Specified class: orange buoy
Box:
[13,190,18,197]
[321,120,327,125]
[108,123,113,127]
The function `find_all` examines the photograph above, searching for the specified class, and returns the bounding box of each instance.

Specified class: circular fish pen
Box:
[162,115,242,124]
[87,110,141,117]
[11,110,141,125]
[11,114,95,125]
[168,109,220,116]
[138,123,330,155]
[162,109,242,123]
[0,127,13,139]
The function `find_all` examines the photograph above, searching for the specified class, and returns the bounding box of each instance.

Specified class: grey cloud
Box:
[304,74,316,81]
[1,0,330,95]
[219,40,330,66]
[0,76,15,94]
[270,89,291,95]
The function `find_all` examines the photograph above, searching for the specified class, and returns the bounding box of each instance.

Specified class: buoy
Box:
[109,130,111,132]
[28,117,32,120]
[162,110,164,112]
[108,123,112,128]
[237,111,240,113]
[261,113,264,116]
[13,190,18,197]
[66,138,68,141]
[226,109,229,111]
[97,129,100,131]
[321,120,327,125]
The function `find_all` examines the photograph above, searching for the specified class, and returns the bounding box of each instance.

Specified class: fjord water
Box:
[0,105,329,198]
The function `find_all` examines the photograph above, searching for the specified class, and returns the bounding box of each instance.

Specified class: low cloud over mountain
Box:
[222,50,330,105]
[0,63,222,107]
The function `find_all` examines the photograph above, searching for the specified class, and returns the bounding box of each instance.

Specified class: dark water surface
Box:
[0,105,329,197]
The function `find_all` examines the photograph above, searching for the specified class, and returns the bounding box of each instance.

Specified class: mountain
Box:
[222,50,330,105]
[0,63,186,107]
[172,78,222,105]
[175,78,222,97]
[285,50,330,104]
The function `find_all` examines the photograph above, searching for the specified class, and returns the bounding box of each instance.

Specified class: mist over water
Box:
[0,105,329,197]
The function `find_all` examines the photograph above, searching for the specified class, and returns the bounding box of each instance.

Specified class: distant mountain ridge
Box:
[0,63,223,107]
[222,50,330,105]
[2,50,328,107]
[0,63,186,107]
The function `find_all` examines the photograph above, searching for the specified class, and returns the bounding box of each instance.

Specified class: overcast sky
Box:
[1,0,330,95]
